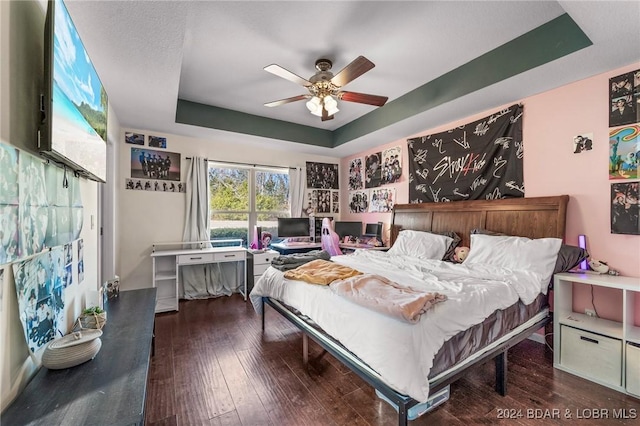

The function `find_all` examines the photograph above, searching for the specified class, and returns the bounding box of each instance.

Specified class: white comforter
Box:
[249,250,547,402]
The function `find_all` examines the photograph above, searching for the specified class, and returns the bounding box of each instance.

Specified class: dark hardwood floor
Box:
[146,295,640,425]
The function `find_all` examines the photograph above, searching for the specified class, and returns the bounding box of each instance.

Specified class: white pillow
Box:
[464,234,562,279]
[387,230,453,260]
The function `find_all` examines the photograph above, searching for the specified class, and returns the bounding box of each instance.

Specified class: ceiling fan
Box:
[263,56,388,121]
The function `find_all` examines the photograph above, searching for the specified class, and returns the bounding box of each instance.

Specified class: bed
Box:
[250,195,570,425]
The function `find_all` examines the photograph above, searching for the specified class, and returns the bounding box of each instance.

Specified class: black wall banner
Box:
[408,104,524,203]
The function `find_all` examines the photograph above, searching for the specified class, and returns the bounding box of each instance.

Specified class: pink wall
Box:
[340,63,640,325]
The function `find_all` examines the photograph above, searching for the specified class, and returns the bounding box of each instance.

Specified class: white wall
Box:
[117,129,340,291]
[0,0,115,410]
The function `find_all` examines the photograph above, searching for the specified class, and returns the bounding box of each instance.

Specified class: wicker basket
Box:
[42,330,103,370]
[76,311,107,330]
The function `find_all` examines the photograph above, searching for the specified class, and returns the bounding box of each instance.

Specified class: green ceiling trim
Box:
[175,99,334,148]
[332,13,592,146]
[176,13,592,149]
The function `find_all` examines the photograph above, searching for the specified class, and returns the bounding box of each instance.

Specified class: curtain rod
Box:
[185,157,297,170]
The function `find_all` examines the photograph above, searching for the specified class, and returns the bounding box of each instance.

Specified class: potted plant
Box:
[78,306,107,330]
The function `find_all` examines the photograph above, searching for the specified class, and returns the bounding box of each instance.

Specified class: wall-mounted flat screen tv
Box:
[40,0,107,182]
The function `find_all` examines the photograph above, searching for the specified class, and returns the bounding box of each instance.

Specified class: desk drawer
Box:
[560,325,621,387]
[177,253,215,265]
[627,343,640,396]
[253,251,277,264]
[214,251,245,262]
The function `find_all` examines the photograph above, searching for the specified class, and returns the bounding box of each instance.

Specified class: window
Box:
[208,163,290,246]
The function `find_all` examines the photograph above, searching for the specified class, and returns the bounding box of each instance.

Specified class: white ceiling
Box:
[65,0,640,158]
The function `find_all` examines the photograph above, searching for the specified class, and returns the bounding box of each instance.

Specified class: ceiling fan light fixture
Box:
[306,96,321,113]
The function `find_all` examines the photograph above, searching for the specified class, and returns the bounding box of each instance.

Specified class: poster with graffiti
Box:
[12,247,66,352]
[348,190,369,213]
[306,162,339,189]
[611,182,639,235]
[348,157,364,190]
[609,124,639,179]
[0,143,19,265]
[381,147,402,184]
[364,152,382,189]
[408,104,524,203]
[369,188,396,213]
[609,69,639,128]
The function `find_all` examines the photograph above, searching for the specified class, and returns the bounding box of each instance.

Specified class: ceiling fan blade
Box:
[338,91,388,107]
[330,56,375,88]
[264,95,309,107]
[321,107,334,121]
[264,64,312,87]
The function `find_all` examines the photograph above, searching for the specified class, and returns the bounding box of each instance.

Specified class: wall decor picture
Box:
[125,132,144,145]
[313,189,331,213]
[369,187,396,213]
[348,190,369,213]
[13,247,67,352]
[125,178,186,193]
[611,182,639,235]
[78,239,84,284]
[130,148,181,181]
[19,155,48,258]
[381,146,402,184]
[148,135,167,149]
[1,143,19,265]
[609,69,639,128]
[572,133,593,154]
[364,152,382,188]
[331,190,339,214]
[306,162,339,189]
[348,157,364,190]
[609,124,639,179]
[408,104,524,203]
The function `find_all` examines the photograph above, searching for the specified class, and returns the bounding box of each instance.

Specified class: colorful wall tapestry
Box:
[609,124,639,179]
[408,104,524,203]
[13,246,67,352]
[611,182,639,235]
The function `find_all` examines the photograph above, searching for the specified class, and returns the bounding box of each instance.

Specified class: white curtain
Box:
[289,166,305,217]
[181,157,240,299]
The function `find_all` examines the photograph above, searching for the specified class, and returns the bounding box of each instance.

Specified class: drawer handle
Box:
[580,336,599,344]
[224,254,236,258]
[189,256,202,260]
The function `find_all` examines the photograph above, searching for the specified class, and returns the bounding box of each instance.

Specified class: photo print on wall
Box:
[348,190,369,213]
[572,133,593,154]
[306,162,339,189]
[611,182,639,235]
[125,178,186,193]
[609,69,640,128]
[125,132,144,145]
[381,146,402,184]
[131,147,181,181]
[365,152,382,188]
[148,135,167,149]
[609,124,639,179]
[348,157,364,190]
[369,187,396,213]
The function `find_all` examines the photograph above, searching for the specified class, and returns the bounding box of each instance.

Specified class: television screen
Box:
[277,218,310,238]
[40,0,107,182]
[334,221,363,239]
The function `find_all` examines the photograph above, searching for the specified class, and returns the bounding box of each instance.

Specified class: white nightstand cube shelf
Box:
[248,249,279,292]
[553,272,640,397]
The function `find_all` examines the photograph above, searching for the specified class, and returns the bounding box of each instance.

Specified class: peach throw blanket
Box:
[329,274,447,324]
[283,259,362,285]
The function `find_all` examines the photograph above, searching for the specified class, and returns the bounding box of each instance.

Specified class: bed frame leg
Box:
[398,401,408,426]
[495,351,507,396]
[303,333,309,366]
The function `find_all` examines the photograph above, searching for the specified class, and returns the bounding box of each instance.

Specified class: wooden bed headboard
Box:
[391,195,569,247]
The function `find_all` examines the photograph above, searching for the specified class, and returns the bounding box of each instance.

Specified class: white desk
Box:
[151,246,247,312]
